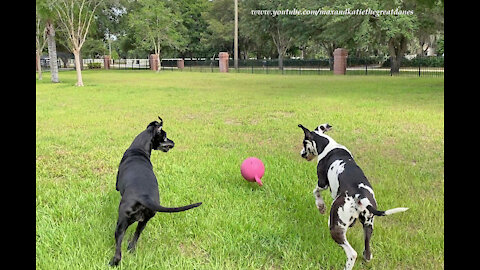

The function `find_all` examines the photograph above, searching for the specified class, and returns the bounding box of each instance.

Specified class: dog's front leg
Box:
[315,165,329,214]
[313,186,327,214]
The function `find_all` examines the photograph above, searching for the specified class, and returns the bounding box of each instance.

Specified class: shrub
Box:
[382,56,444,68]
[87,62,102,69]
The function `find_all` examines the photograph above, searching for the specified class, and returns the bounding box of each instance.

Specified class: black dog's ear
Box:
[298,124,313,140]
[147,117,163,131]
[158,116,163,128]
[147,121,158,129]
[147,121,157,128]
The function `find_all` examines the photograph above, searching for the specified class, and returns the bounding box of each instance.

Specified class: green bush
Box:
[87,62,102,69]
[382,56,444,68]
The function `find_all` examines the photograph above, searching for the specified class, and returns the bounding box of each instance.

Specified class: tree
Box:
[36,6,48,80]
[37,0,60,83]
[243,0,298,70]
[48,0,103,86]
[127,0,186,72]
[175,0,210,59]
[301,0,442,73]
[370,0,443,73]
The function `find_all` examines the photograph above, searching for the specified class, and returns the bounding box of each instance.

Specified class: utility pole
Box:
[234,0,238,70]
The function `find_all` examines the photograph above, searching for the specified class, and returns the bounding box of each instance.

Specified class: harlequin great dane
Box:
[298,123,408,270]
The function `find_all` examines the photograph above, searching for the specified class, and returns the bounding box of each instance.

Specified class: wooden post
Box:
[333,48,348,75]
[149,54,159,71]
[219,52,229,72]
[103,55,111,69]
[177,59,184,69]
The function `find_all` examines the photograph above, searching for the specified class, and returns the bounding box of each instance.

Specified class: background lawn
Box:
[36,70,444,269]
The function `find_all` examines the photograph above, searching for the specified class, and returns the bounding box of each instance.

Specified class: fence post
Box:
[103,55,111,69]
[219,52,229,72]
[177,59,184,71]
[418,62,421,77]
[149,54,159,71]
[333,48,348,75]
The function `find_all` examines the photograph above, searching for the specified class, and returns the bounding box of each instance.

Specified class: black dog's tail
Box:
[143,198,202,213]
[366,205,408,216]
[155,202,202,213]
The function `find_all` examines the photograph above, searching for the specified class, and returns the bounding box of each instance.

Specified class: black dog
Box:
[109,117,202,266]
[298,123,408,270]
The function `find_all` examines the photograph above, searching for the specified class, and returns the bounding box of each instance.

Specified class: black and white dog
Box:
[110,117,202,266]
[298,123,408,270]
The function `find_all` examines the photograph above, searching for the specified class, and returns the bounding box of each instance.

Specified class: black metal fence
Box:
[38,57,444,77]
[163,57,444,77]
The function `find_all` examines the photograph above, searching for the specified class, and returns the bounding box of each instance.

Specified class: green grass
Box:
[36,70,444,269]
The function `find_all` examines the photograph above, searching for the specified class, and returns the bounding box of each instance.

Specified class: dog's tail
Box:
[142,198,202,213]
[366,205,408,216]
[155,202,202,213]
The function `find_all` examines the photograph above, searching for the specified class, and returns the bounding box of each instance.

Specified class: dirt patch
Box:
[225,118,242,125]
[268,111,295,119]
[178,241,210,261]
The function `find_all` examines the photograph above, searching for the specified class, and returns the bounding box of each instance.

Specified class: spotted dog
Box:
[298,123,408,270]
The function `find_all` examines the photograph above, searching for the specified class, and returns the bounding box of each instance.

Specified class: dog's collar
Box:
[317,141,352,163]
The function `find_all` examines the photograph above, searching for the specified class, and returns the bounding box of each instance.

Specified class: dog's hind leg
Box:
[127,216,152,252]
[330,225,357,270]
[109,216,130,266]
[359,212,374,262]
[330,195,358,270]
[110,200,136,266]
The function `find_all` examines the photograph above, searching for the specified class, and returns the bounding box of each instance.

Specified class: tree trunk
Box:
[59,55,69,68]
[36,51,43,80]
[73,50,84,86]
[321,42,336,71]
[390,56,401,74]
[156,54,161,72]
[157,51,162,72]
[278,53,284,71]
[327,49,334,71]
[46,21,59,83]
[388,36,408,74]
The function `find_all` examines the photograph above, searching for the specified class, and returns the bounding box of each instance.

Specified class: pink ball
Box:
[240,157,265,186]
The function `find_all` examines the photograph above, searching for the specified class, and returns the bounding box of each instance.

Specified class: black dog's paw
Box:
[127,242,137,252]
[109,257,121,267]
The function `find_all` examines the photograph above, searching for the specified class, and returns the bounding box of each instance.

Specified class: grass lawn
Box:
[36,70,444,269]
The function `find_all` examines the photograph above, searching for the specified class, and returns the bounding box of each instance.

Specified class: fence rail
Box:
[37,57,444,77]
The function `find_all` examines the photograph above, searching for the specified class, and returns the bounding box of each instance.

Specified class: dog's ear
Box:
[298,124,313,140]
[319,123,332,132]
[158,116,163,129]
[147,121,158,129]
[147,120,162,134]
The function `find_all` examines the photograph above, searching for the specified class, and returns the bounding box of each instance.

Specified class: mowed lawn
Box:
[36,70,444,269]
